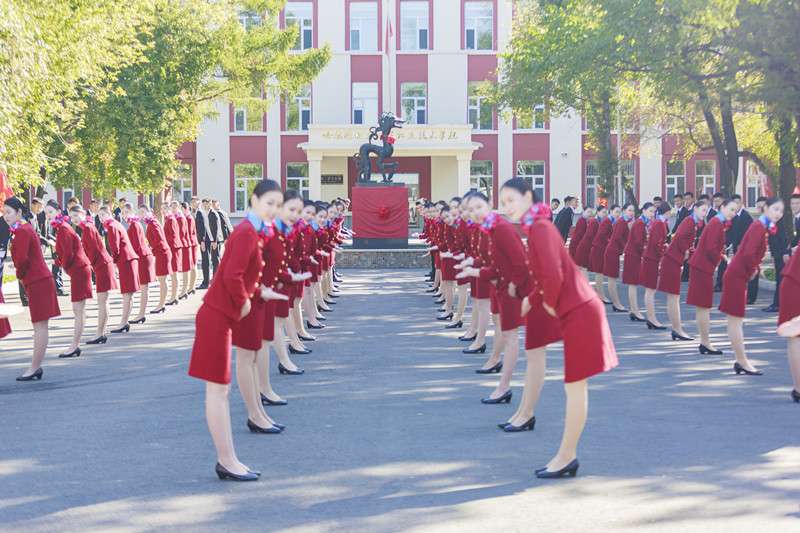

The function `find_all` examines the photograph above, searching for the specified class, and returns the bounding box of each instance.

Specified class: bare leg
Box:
[432,268,441,292]
[20,320,49,376]
[117,293,133,327]
[480,313,504,369]
[441,280,454,316]
[666,294,689,336]
[274,318,299,371]
[256,342,284,403]
[727,315,758,372]
[236,349,271,427]
[607,278,625,310]
[545,379,588,472]
[594,273,608,301]
[169,273,178,301]
[96,292,109,336]
[301,290,319,331]
[292,302,311,339]
[489,328,519,399]
[462,298,478,338]
[468,299,490,350]
[315,283,331,312]
[155,275,167,309]
[205,382,249,475]
[643,287,660,324]
[180,271,189,297]
[70,301,85,351]
[134,285,148,321]
[508,347,546,425]
[695,307,717,349]
[454,284,469,322]
[189,263,197,290]
[285,308,305,350]
[788,338,800,391]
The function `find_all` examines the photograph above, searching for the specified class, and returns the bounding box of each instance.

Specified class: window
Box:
[619,159,636,196]
[468,82,493,130]
[352,82,378,125]
[286,85,312,131]
[172,164,193,204]
[746,160,762,208]
[238,10,262,31]
[401,1,429,50]
[517,104,546,130]
[665,160,685,200]
[401,83,427,124]
[349,2,378,51]
[62,185,75,205]
[464,1,493,50]
[516,160,546,201]
[470,160,493,201]
[694,160,715,196]
[286,163,310,200]
[585,160,599,208]
[234,163,263,212]
[234,107,263,132]
[286,2,313,50]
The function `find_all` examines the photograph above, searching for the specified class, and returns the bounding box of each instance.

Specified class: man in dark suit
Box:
[211,199,232,243]
[553,196,575,241]
[196,198,220,289]
[726,194,759,303]
[764,218,790,313]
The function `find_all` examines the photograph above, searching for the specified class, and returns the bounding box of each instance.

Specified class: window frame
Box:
[285,85,312,132]
[352,82,379,125]
[286,162,310,200]
[400,82,427,125]
[585,159,599,208]
[694,159,716,197]
[464,1,494,51]
[665,160,685,200]
[468,82,493,131]
[349,1,378,52]
[516,104,546,130]
[233,163,264,214]
[285,1,314,51]
[400,0,430,51]
[470,160,494,202]
[516,160,546,202]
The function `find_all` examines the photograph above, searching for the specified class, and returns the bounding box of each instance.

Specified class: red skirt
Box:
[138,254,156,285]
[441,257,456,281]
[622,253,642,285]
[232,297,265,350]
[779,276,800,333]
[154,251,172,277]
[117,259,140,294]
[602,250,622,279]
[718,270,748,318]
[474,276,491,299]
[561,298,618,383]
[274,285,290,318]
[457,271,470,286]
[262,300,276,341]
[94,261,118,293]
[188,304,235,385]
[189,245,197,265]
[179,247,191,272]
[68,265,93,302]
[656,257,682,295]
[638,256,659,289]
[24,277,61,323]
[575,242,592,269]
[588,246,605,274]
[0,290,12,339]
[524,295,562,350]
[170,247,183,273]
[686,267,713,308]
[433,250,441,269]
[498,290,522,331]
[490,285,500,315]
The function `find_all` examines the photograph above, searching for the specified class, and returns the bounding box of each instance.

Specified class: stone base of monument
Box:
[351,184,409,250]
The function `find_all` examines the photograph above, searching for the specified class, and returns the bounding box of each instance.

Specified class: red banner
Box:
[351,186,408,239]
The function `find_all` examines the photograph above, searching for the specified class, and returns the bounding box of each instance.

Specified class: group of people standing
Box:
[418,184,800,479]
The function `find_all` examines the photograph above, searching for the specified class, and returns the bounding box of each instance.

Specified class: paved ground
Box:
[0,270,798,533]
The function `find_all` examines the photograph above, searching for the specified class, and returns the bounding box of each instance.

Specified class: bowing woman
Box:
[71,205,116,344]
[626,202,654,322]
[568,208,589,261]
[574,207,599,274]
[4,197,61,381]
[99,206,140,333]
[602,204,634,312]
[139,205,172,314]
[720,197,784,376]
[639,203,668,327]
[588,205,612,303]
[657,200,709,340]
[45,202,92,358]
[172,201,191,300]
[161,203,181,305]
[123,203,156,324]
[686,199,736,355]
[182,202,200,293]
[189,179,277,481]
[778,247,800,402]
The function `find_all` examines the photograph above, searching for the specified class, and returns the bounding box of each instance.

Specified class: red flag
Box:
[0,170,13,203]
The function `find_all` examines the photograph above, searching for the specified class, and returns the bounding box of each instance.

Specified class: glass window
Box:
[465,1,493,50]
[665,160,685,200]
[468,82,493,130]
[401,1,429,50]
[516,160,546,202]
[286,2,313,50]
[516,104,546,130]
[238,10,262,31]
[62,186,75,205]
[585,160,599,208]
[349,2,378,51]
[287,162,310,200]
[234,163,263,213]
[286,85,311,131]
[234,107,263,132]
[401,82,427,124]
[352,82,378,125]
[172,164,193,204]
[694,160,715,197]
[619,159,636,197]
[746,160,761,208]
[470,160,493,201]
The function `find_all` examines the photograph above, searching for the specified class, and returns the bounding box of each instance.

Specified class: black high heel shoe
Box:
[260,393,288,406]
[58,347,81,358]
[792,390,800,403]
[698,344,723,355]
[110,324,130,334]
[733,362,763,376]
[149,307,166,314]
[503,416,536,432]
[434,298,445,305]
[278,363,304,375]
[298,334,315,342]
[179,293,188,301]
[444,320,463,329]
[476,362,502,374]
[425,287,437,293]
[671,330,693,341]
[216,462,259,482]
[86,335,108,345]
[317,315,327,321]
[247,419,282,434]
[166,299,178,306]
[481,390,512,404]
[128,317,146,325]
[436,313,453,321]
[307,321,325,330]
[16,368,43,382]
[601,299,612,305]
[646,320,666,330]
[288,345,312,355]
[629,313,646,322]
[459,333,477,342]
[535,458,579,479]
[612,305,627,313]
[463,344,487,354]
[324,299,336,305]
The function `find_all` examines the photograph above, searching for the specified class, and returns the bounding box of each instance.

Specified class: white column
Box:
[308,154,322,200]
[457,154,472,195]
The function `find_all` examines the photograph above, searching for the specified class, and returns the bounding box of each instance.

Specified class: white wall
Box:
[639,134,662,203]
[313,54,351,125]
[321,157,349,201]
[428,54,467,124]
[431,156,458,200]
[549,112,583,204]
[195,100,231,208]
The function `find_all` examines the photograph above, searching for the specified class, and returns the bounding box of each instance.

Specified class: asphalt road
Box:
[0,270,798,532]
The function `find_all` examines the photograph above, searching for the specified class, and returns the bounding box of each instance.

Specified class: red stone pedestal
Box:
[351,185,408,249]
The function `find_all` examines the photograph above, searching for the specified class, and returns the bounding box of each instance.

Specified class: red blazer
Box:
[591,217,614,255]
[478,216,530,296]
[176,215,191,248]
[78,220,113,267]
[607,218,630,256]
[263,224,294,289]
[783,249,800,285]
[575,218,599,266]
[203,220,263,321]
[299,223,317,272]
[727,220,768,280]
[287,226,303,276]
[10,223,51,285]
[568,216,588,258]
[625,219,647,258]
[186,215,199,246]
[526,219,596,317]
[642,219,667,261]
[689,216,726,274]
[127,220,153,259]
[103,219,138,264]
[145,218,170,256]
[54,222,90,273]
[472,226,492,268]
[163,215,182,251]
[664,217,698,264]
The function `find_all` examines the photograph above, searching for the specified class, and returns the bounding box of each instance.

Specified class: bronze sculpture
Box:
[354,112,405,183]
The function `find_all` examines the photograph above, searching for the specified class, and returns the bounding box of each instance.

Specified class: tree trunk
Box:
[591,91,618,204]
[697,87,737,196]
[775,114,796,239]
[719,93,740,194]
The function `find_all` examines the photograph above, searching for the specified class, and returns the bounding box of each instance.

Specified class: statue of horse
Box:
[354,112,405,183]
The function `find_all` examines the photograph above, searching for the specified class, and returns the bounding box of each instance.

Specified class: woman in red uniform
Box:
[686,199,736,354]
[99,207,140,333]
[437,205,458,322]
[71,205,116,344]
[448,199,471,328]
[602,204,633,312]
[638,203,666,327]
[123,203,156,324]
[299,200,324,332]
[625,203,653,323]
[778,248,800,402]
[456,210,481,342]
[161,204,182,306]
[45,201,91,358]
[182,202,200,295]
[189,179,279,481]
[574,208,599,272]
[4,197,60,381]
[588,205,612,303]
[658,201,708,339]
[139,205,172,314]
[720,197,784,376]
[312,206,333,317]
[173,201,191,300]
[568,210,589,260]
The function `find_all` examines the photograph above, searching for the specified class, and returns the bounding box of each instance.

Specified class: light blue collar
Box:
[245,211,263,232]
[310,220,319,231]
[275,218,289,234]
[716,212,726,223]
